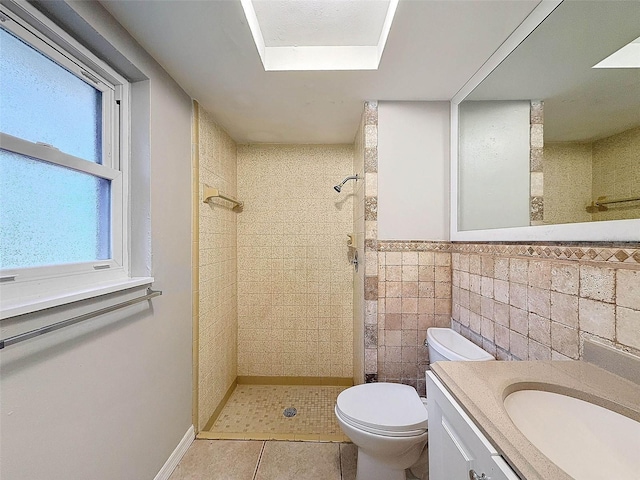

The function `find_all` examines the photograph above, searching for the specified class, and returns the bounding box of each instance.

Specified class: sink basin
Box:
[504,390,640,479]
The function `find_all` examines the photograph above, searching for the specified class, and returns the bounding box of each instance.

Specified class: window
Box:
[0,4,135,315]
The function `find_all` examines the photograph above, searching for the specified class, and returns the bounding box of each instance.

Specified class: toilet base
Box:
[356,450,408,480]
[408,441,429,480]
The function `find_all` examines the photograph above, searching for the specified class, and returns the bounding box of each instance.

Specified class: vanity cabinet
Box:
[427,372,520,480]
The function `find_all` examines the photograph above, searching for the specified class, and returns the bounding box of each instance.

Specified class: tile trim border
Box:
[376,240,640,265]
[530,100,544,224]
[197,431,350,443]
[378,241,452,252]
[191,101,200,431]
[363,101,379,380]
[451,241,640,265]
[237,376,354,386]
[203,379,238,432]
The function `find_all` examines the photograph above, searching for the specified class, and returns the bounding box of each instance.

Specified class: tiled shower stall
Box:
[194,99,640,425]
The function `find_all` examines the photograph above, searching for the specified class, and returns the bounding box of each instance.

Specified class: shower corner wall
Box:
[191,101,200,431]
[194,102,239,432]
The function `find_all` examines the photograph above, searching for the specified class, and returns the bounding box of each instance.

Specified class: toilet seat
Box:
[335,408,427,437]
[336,383,428,437]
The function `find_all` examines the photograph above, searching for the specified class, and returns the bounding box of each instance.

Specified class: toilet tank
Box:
[426,328,495,363]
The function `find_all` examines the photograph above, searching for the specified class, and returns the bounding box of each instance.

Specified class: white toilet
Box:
[335,327,495,480]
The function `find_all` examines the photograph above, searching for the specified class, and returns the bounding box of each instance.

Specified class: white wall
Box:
[0,2,193,479]
[377,101,450,241]
[458,101,530,230]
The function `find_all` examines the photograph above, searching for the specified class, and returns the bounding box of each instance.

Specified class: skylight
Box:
[241,0,399,71]
[593,35,640,69]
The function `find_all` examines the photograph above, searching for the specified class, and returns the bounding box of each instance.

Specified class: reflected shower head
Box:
[333,174,359,193]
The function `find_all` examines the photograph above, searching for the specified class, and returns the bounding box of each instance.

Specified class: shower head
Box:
[333,174,359,193]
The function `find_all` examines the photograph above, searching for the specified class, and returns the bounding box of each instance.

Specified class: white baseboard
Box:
[154,425,195,480]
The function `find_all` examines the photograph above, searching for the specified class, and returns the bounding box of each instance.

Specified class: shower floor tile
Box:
[201,385,350,442]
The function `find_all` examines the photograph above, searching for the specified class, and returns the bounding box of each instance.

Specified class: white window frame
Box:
[0,3,149,318]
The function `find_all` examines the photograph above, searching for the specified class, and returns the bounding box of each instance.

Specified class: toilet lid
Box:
[336,383,428,434]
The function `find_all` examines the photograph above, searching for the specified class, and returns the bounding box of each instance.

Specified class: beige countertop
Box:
[430,360,640,480]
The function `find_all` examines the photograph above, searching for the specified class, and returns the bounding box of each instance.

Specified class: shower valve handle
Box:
[469,470,490,480]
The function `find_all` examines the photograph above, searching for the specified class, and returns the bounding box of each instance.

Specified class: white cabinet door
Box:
[427,372,520,480]
[439,415,477,479]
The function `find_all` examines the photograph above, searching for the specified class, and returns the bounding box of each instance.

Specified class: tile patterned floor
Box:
[201,385,349,442]
[168,440,357,480]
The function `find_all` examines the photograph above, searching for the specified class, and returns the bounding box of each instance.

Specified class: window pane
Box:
[0,149,110,269]
[0,28,102,163]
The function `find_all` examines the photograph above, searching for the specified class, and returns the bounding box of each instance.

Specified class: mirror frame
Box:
[450,0,640,242]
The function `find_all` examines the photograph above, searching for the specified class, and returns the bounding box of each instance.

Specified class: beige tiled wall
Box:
[543,126,640,224]
[544,143,593,225]
[451,249,640,361]
[197,106,238,429]
[592,126,640,221]
[237,144,354,378]
[377,245,452,395]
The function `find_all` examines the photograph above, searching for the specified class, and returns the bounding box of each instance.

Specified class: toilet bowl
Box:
[336,327,495,480]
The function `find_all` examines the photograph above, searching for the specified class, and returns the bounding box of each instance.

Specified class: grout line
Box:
[338,443,343,480]
[252,440,266,480]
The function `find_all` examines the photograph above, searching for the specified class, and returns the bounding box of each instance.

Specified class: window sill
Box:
[0,277,154,319]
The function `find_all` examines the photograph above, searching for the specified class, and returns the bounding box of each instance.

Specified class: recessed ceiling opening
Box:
[593,35,640,69]
[241,0,399,71]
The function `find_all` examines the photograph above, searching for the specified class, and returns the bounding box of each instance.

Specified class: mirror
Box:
[456,0,640,234]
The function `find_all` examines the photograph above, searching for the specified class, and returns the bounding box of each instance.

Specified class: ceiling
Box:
[101,0,541,144]
[465,0,640,143]
[241,0,397,71]
[253,0,390,47]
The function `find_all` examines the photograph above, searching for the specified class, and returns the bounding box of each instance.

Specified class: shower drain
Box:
[283,407,297,418]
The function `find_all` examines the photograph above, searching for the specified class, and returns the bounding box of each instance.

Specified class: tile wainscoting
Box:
[369,240,640,395]
[376,242,453,395]
[451,242,640,362]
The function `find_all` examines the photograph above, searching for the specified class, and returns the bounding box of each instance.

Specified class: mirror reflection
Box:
[458,1,640,231]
